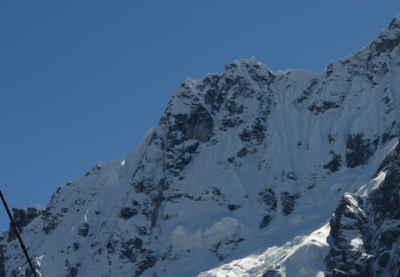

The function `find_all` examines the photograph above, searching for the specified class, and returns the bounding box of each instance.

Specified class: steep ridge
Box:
[325,140,400,277]
[1,15,400,277]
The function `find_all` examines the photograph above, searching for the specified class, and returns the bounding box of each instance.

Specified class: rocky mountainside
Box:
[2,15,400,277]
[324,141,400,277]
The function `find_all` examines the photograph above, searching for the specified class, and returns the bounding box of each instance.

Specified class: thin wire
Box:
[0,189,38,277]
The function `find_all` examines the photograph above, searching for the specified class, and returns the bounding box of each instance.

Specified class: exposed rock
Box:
[308,101,341,115]
[210,238,245,261]
[259,188,277,228]
[120,200,141,220]
[120,238,143,263]
[324,152,343,173]
[8,206,42,242]
[0,245,6,277]
[64,259,80,277]
[262,265,283,277]
[77,223,89,237]
[135,251,157,277]
[326,140,400,276]
[170,104,214,143]
[239,118,265,144]
[84,163,102,176]
[72,242,79,251]
[227,204,241,212]
[346,133,378,168]
[237,147,248,157]
[281,192,299,216]
[325,193,374,277]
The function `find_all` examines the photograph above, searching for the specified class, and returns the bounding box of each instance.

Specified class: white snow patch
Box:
[279,223,331,276]
[28,204,46,211]
[171,218,247,249]
[356,171,386,197]
[197,224,331,277]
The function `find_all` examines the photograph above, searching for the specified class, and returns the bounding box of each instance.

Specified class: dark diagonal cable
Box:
[0,189,38,277]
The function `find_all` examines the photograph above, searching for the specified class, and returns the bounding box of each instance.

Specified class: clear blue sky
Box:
[1,1,399,232]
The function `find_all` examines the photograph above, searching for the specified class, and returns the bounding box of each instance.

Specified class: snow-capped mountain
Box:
[2,15,400,277]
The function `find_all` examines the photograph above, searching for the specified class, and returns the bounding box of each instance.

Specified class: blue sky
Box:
[1,1,399,232]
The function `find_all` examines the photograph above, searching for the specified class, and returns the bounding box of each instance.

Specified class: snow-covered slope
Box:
[2,15,400,277]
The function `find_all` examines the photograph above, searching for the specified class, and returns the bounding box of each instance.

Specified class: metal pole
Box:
[0,189,38,277]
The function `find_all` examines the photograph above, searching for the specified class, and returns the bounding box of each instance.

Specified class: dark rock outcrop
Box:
[325,193,374,277]
[324,152,343,173]
[77,223,89,237]
[326,141,400,276]
[281,192,299,216]
[7,206,42,242]
[258,188,277,229]
[346,133,378,168]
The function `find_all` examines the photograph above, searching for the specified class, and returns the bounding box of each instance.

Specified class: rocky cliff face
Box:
[325,141,400,277]
[2,15,400,277]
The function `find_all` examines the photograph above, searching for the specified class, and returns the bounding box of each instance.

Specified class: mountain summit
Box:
[2,15,400,277]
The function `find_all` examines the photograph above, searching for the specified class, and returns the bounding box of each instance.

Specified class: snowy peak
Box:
[371,15,400,54]
[3,14,400,277]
